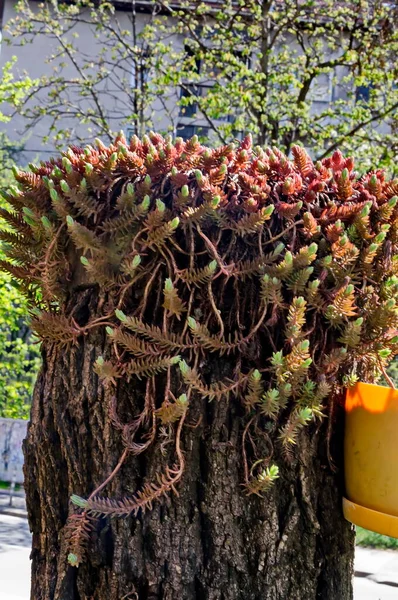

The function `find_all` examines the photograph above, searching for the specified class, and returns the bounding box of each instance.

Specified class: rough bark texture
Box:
[23,289,355,600]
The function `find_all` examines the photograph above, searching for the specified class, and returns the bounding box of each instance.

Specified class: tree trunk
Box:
[24,288,354,600]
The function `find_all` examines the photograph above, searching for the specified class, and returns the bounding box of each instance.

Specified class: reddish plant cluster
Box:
[1,132,398,566]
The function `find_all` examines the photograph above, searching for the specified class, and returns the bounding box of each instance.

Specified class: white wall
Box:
[0,418,27,484]
[0,1,390,165]
[0,0,181,164]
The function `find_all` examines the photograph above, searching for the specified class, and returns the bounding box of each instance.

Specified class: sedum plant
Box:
[1,132,398,567]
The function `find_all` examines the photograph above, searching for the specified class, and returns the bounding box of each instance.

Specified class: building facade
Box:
[0,1,388,165]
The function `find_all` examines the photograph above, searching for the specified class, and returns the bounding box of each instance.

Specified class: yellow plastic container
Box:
[343,381,398,538]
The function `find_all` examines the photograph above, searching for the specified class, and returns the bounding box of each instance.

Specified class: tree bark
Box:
[23,288,354,600]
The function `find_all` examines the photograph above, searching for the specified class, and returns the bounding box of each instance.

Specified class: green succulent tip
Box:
[115,309,127,322]
[264,204,274,217]
[378,348,392,358]
[360,203,371,217]
[23,215,36,227]
[170,217,179,229]
[375,232,387,243]
[68,553,79,567]
[212,195,220,208]
[164,278,174,291]
[266,464,279,478]
[252,369,261,381]
[187,317,197,329]
[178,359,189,374]
[62,157,73,173]
[309,242,318,253]
[60,180,70,193]
[209,260,217,272]
[156,199,166,212]
[22,207,35,218]
[132,255,141,268]
[141,196,150,211]
[299,407,313,422]
[70,494,88,508]
[41,216,52,229]
[339,234,348,246]
[50,188,59,202]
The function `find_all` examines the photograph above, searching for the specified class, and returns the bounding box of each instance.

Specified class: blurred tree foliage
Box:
[387,359,398,388]
[0,62,40,419]
[4,0,398,174]
[0,264,40,419]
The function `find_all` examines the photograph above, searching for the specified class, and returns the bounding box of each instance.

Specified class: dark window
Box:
[232,130,244,141]
[356,85,371,103]
[179,86,198,118]
[176,124,210,140]
[214,112,236,124]
[130,52,151,88]
[0,0,4,33]
[179,44,248,124]
[184,44,202,74]
[176,124,195,140]
[234,50,252,70]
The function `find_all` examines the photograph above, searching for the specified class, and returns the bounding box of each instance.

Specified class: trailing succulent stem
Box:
[2,132,398,567]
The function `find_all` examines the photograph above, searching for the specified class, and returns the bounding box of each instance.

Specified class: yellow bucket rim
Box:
[353,381,398,392]
[343,497,398,539]
[346,381,398,413]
